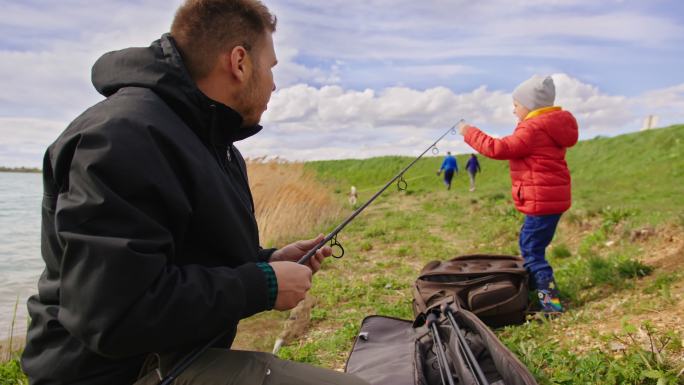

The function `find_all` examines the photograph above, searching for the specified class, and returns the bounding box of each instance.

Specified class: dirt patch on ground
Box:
[639,224,684,270]
[556,216,602,246]
[551,224,684,360]
[232,314,284,353]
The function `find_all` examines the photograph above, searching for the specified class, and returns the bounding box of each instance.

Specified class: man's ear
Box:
[225,45,250,83]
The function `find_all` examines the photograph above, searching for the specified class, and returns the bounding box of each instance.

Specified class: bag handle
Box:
[412,292,458,327]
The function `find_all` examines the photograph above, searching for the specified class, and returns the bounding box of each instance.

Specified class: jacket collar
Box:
[525,106,562,121]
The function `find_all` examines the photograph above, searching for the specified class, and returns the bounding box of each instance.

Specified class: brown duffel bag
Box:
[412,255,529,328]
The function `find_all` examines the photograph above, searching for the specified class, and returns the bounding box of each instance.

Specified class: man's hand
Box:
[270,262,312,311]
[270,234,332,273]
[458,121,470,136]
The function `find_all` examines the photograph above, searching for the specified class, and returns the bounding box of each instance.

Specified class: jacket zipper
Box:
[208,104,256,214]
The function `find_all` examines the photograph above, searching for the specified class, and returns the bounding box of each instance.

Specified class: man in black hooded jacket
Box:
[21,1,369,384]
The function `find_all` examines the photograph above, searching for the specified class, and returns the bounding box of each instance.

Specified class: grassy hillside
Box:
[307,124,684,225]
[282,125,683,384]
[568,126,684,223]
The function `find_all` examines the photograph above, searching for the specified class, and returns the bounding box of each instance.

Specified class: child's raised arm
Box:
[461,123,533,160]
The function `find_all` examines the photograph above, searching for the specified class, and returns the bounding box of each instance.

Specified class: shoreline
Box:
[0,168,41,174]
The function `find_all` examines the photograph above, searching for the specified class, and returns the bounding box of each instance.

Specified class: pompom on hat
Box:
[512,75,555,110]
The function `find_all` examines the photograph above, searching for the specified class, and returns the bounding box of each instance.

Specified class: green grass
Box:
[568,126,684,224]
[0,357,27,385]
[550,243,572,259]
[498,319,683,385]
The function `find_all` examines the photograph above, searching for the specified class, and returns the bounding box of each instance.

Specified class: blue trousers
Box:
[443,169,455,188]
[519,214,562,289]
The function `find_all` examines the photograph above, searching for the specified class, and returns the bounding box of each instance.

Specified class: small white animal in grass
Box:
[349,186,358,206]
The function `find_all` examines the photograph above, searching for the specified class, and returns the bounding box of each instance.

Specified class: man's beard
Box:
[238,71,262,127]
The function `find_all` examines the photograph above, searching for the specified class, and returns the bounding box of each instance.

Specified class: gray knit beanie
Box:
[512,75,555,110]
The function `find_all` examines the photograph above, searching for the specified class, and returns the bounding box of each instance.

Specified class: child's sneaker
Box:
[537,280,563,313]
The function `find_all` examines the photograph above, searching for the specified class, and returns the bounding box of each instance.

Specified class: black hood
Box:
[91,33,262,144]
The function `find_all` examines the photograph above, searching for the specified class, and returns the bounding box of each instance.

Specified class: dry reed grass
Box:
[0,296,21,362]
[247,158,342,247]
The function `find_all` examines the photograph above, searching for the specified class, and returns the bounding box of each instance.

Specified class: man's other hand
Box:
[270,261,312,310]
[270,234,332,273]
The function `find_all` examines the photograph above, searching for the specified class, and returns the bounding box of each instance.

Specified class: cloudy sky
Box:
[1,0,683,167]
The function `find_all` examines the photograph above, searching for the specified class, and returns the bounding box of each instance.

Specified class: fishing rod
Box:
[427,312,456,385]
[159,119,462,384]
[158,332,227,385]
[298,119,463,265]
[444,306,489,385]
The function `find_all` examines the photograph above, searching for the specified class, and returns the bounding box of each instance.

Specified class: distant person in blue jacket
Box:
[466,154,481,192]
[437,151,458,190]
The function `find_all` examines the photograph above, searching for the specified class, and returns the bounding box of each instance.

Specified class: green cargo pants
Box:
[134,349,370,385]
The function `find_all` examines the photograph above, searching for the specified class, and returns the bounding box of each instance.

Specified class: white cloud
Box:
[0,117,65,167]
[393,64,481,79]
[482,12,682,47]
[271,1,684,63]
[0,49,98,119]
[0,1,181,121]
[235,73,683,161]
[637,83,684,128]
[0,65,684,166]
[639,83,684,111]
[3,73,682,167]
[272,45,342,88]
[553,74,634,133]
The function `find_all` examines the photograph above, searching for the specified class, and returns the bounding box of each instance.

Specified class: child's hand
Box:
[458,121,470,136]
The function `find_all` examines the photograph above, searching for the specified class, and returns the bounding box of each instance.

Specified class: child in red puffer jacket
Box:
[459,75,578,313]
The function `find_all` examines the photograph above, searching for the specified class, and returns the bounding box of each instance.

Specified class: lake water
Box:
[0,172,43,342]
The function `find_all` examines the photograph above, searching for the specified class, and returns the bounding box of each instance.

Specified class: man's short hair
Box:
[171,0,277,80]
